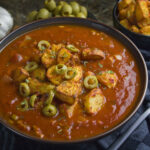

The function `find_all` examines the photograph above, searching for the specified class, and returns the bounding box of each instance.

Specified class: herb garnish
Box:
[107,70,114,74]
[98,63,103,68]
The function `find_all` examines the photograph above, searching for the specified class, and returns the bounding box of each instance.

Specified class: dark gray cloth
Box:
[0,49,150,150]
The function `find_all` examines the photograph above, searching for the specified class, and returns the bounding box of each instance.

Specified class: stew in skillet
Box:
[0,25,141,141]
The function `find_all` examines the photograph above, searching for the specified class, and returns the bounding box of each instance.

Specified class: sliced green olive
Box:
[24,61,38,72]
[42,104,57,117]
[29,94,37,107]
[26,10,38,22]
[66,44,79,53]
[61,4,72,16]
[84,75,98,89]
[44,90,55,105]
[70,1,80,15]
[80,6,87,17]
[55,64,67,74]
[54,5,63,15]
[65,67,77,80]
[76,12,86,18]
[38,40,50,51]
[36,8,52,19]
[45,0,56,11]
[11,114,19,121]
[17,99,29,111]
[19,83,30,97]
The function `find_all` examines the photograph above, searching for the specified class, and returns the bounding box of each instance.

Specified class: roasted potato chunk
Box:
[46,65,63,85]
[71,66,83,82]
[57,48,72,65]
[120,19,131,29]
[83,88,105,115]
[118,0,133,10]
[56,81,82,104]
[51,43,65,52]
[28,77,55,94]
[31,67,46,81]
[131,25,139,33]
[96,70,118,88]
[135,1,149,22]
[140,26,150,35]
[12,67,29,82]
[82,48,105,60]
[41,49,56,68]
[84,71,95,77]
[137,18,150,28]
[119,8,127,20]
[126,3,135,24]
[59,100,78,118]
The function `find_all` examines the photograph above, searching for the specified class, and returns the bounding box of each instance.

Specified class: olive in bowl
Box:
[113,0,150,50]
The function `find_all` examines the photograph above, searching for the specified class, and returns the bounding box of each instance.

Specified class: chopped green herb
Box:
[98,71,102,75]
[57,128,63,134]
[25,79,29,83]
[62,52,68,58]
[83,61,88,66]
[50,55,56,58]
[98,83,101,87]
[107,70,114,74]
[98,63,103,68]
[103,86,107,90]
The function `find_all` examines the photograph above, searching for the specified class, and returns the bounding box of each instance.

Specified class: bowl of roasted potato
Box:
[113,0,150,49]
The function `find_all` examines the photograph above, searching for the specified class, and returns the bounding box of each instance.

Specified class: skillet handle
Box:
[107,107,150,150]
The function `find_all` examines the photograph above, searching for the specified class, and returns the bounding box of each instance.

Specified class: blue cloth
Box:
[0,49,150,150]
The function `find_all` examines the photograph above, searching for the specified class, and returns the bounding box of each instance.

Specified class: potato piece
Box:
[131,25,139,33]
[126,3,135,24]
[120,19,131,29]
[67,54,80,66]
[12,67,29,82]
[41,49,56,68]
[140,26,150,35]
[51,43,65,52]
[82,48,105,60]
[28,77,55,94]
[83,88,105,115]
[56,81,82,104]
[71,66,83,82]
[137,18,150,28]
[96,70,118,88]
[118,0,133,10]
[119,8,127,20]
[46,65,63,85]
[57,48,72,65]
[135,1,149,22]
[59,100,78,118]
[31,67,46,81]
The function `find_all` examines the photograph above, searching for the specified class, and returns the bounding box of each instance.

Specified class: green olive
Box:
[45,0,56,11]
[61,4,72,16]
[54,5,63,15]
[58,1,68,6]
[19,83,30,97]
[29,94,37,107]
[65,67,77,80]
[84,75,98,89]
[76,12,86,18]
[26,10,38,22]
[70,1,80,15]
[38,40,50,51]
[36,8,52,19]
[25,61,38,72]
[80,6,87,17]
[17,99,29,111]
[42,104,57,117]
[66,44,79,52]
[55,64,67,74]
[44,90,55,105]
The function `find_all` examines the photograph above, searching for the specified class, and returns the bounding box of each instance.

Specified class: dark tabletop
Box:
[0,0,150,150]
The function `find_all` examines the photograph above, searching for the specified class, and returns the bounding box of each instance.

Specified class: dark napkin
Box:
[0,49,150,150]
